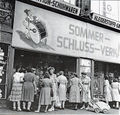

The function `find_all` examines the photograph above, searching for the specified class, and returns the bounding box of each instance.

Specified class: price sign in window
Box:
[0,43,8,99]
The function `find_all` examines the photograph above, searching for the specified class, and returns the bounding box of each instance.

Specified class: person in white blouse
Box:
[9,68,25,111]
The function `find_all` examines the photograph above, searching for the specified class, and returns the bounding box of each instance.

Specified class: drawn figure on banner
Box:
[23,9,47,45]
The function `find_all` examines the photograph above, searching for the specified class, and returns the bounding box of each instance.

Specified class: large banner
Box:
[12,1,120,64]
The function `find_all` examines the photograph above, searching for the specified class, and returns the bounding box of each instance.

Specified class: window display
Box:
[80,58,91,76]
[0,43,8,99]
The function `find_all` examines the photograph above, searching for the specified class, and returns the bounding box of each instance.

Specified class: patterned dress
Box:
[39,78,52,105]
[69,77,81,103]
[57,75,68,101]
[81,76,91,103]
[9,72,24,101]
[22,72,36,102]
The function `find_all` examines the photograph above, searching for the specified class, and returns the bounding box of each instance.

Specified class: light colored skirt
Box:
[9,82,23,101]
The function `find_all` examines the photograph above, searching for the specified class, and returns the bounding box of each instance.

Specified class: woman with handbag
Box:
[35,72,52,113]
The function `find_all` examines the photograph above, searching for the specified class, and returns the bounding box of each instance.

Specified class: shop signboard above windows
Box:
[12,1,120,64]
[91,13,120,31]
[30,0,81,16]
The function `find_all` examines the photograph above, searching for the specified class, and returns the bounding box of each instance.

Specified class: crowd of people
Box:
[8,66,120,113]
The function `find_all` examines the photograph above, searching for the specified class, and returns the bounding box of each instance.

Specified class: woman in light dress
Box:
[9,68,24,111]
[81,72,91,110]
[48,67,57,111]
[111,78,120,109]
[57,71,68,109]
[104,76,112,104]
[35,72,52,113]
[69,73,82,110]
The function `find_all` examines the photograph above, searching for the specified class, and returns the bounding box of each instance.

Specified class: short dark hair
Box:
[59,71,64,75]
[113,78,118,82]
[44,72,50,79]
[26,67,32,72]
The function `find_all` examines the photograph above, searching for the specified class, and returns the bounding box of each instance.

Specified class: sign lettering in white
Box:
[12,1,120,64]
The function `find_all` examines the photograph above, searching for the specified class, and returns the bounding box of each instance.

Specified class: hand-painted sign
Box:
[12,1,120,64]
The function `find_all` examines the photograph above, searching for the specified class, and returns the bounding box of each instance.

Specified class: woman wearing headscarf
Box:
[69,73,82,110]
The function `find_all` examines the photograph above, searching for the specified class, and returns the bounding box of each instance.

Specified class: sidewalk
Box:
[0,108,119,115]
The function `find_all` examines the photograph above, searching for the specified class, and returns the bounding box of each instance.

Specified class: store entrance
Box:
[14,49,77,76]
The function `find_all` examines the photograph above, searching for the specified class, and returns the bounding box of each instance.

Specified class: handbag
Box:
[50,88,54,97]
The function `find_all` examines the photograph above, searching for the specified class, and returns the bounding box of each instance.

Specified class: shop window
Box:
[93,61,105,99]
[0,43,8,99]
[14,49,76,77]
[80,58,92,77]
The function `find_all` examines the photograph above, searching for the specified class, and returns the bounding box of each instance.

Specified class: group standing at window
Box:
[9,66,120,113]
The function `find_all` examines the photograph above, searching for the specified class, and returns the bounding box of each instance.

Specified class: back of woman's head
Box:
[113,78,118,82]
[59,71,64,75]
[26,67,32,72]
[44,72,50,79]
[19,68,26,73]
[104,75,109,80]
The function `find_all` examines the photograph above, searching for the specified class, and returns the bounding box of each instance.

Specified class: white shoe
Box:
[81,106,85,110]
[35,110,40,113]
[85,107,90,110]
[48,107,54,112]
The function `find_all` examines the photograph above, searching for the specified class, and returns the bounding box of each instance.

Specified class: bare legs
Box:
[48,101,55,111]
[22,102,31,111]
[13,101,21,111]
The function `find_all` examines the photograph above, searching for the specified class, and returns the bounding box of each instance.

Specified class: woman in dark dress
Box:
[22,67,37,111]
